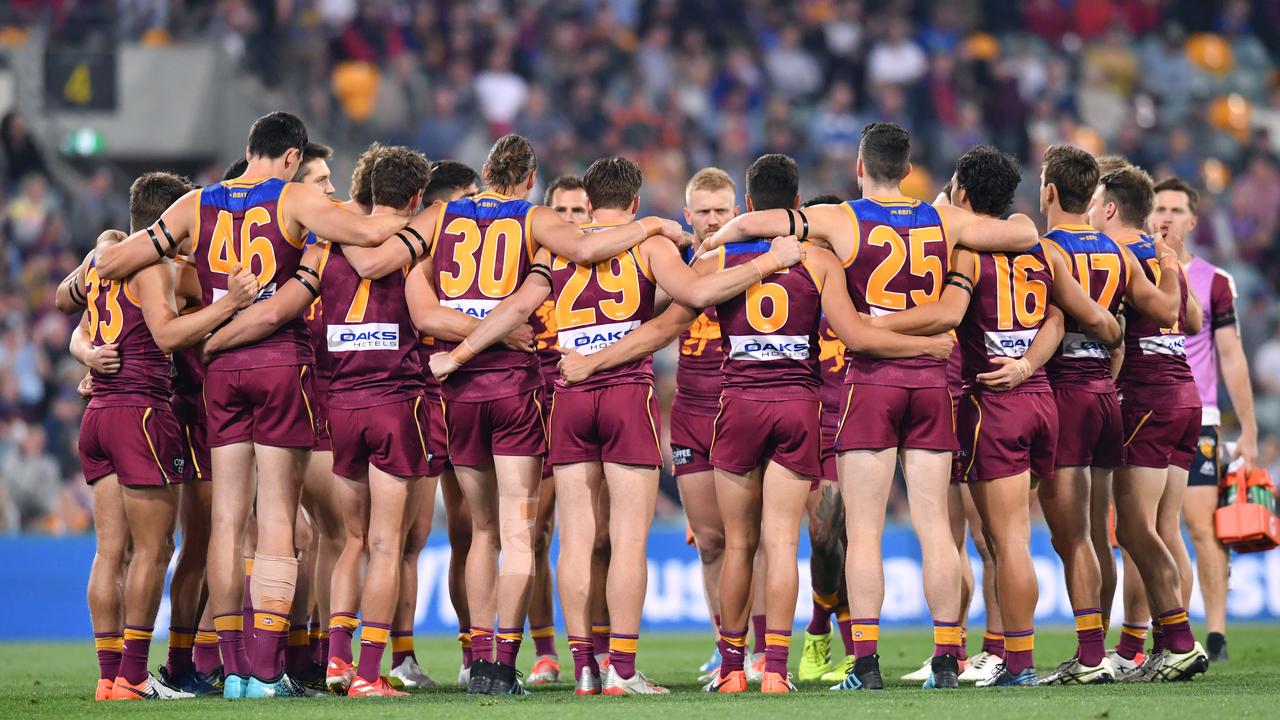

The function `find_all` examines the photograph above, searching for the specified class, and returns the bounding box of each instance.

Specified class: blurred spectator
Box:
[0,110,46,185]
[68,168,128,247]
[866,16,927,87]
[0,423,61,531]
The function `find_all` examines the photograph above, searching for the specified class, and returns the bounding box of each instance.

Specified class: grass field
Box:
[3,627,1277,719]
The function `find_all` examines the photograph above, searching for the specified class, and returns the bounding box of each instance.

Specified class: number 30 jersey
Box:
[431,191,540,401]
[842,197,949,387]
[1041,225,1130,392]
[194,177,312,370]
[715,240,822,401]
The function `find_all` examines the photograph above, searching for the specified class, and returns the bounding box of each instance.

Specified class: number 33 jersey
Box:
[194,177,313,370]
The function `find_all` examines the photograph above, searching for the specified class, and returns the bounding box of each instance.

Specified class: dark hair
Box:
[1098,166,1155,229]
[858,122,911,183]
[129,172,195,232]
[371,146,432,210]
[350,142,385,207]
[583,157,642,211]
[1095,154,1131,176]
[482,133,537,190]
[1153,176,1200,215]
[291,142,333,183]
[802,193,842,208]
[424,160,480,204]
[746,153,799,211]
[544,174,585,207]
[221,157,248,181]
[246,111,308,160]
[954,145,1021,218]
[1041,145,1099,214]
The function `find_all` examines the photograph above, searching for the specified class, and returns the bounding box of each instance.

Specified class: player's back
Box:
[715,239,822,399]
[84,262,172,409]
[549,222,658,391]
[432,191,540,400]
[844,197,948,386]
[957,245,1055,393]
[1116,233,1196,403]
[1041,225,1129,391]
[817,317,846,424]
[194,177,312,370]
[320,244,423,408]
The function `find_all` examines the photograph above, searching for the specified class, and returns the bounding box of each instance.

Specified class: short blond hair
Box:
[685,167,736,205]
[1096,154,1133,176]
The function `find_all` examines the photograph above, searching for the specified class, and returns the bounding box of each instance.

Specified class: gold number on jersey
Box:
[552,256,643,330]
[864,225,945,311]
[746,280,790,332]
[207,207,278,286]
[1143,257,1181,333]
[84,267,124,344]
[345,278,372,322]
[993,254,1048,330]
[439,217,524,298]
[1072,252,1122,311]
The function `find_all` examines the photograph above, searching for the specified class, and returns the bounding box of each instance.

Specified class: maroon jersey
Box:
[1041,225,1130,392]
[84,263,172,409]
[843,198,949,387]
[320,244,424,409]
[674,308,723,415]
[549,223,658,392]
[194,177,312,371]
[716,240,822,401]
[817,317,846,430]
[431,192,540,401]
[1116,233,1199,409]
[531,298,560,386]
[957,247,1055,394]
[171,344,205,410]
[419,336,442,401]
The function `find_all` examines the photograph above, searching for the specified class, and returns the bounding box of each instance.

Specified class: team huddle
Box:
[64,109,1246,700]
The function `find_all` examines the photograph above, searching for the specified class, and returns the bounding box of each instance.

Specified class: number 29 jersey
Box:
[431,191,540,402]
[1041,225,1130,392]
[194,177,312,371]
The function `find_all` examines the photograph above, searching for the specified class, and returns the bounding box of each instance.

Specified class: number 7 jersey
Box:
[194,177,312,370]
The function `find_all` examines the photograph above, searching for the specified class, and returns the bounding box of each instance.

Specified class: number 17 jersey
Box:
[1041,225,1130,392]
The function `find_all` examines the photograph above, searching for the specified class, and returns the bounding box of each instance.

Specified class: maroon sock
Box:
[933,620,963,658]
[982,632,1006,659]
[250,610,288,681]
[764,629,790,675]
[242,574,254,646]
[94,632,122,681]
[308,624,321,666]
[496,627,523,667]
[750,615,767,655]
[569,636,597,678]
[120,626,153,685]
[1004,629,1034,675]
[958,627,969,661]
[807,590,837,635]
[193,630,221,675]
[1073,608,1106,666]
[471,627,494,663]
[836,611,855,655]
[718,629,748,676]
[1158,609,1194,654]
[356,622,390,683]
[1116,624,1148,660]
[165,626,196,678]
[328,614,357,664]
[851,618,879,658]
[609,633,638,680]
[459,626,473,668]
[1151,626,1167,654]
[285,628,312,675]
[214,613,250,677]
[391,631,416,667]
[531,625,557,657]
[591,623,610,656]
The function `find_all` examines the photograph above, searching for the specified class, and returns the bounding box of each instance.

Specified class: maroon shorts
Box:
[1053,386,1123,468]
[203,365,319,449]
[540,383,556,478]
[1122,404,1200,470]
[313,375,332,453]
[330,396,433,479]
[173,396,210,482]
[425,395,449,477]
[80,406,189,487]
[549,384,662,466]
[670,409,716,477]
[835,384,958,452]
[444,390,547,466]
[956,392,1058,482]
[712,397,822,479]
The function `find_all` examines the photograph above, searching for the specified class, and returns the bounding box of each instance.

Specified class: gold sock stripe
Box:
[95,636,124,652]
[496,631,522,642]
[1161,612,1189,627]
[213,615,243,633]
[1005,633,1035,652]
[720,632,748,648]
[591,625,611,634]
[1122,625,1149,638]
[308,628,322,641]
[459,633,472,648]
[530,626,556,639]
[288,628,310,646]
[329,614,360,632]
[244,558,254,575]
[1074,613,1104,632]
[813,591,839,608]
[765,633,791,647]
[169,631,195,649]
[835,608,852,623]
[361,625,391,645]
[983,632,1005,641]
[123,628,153,642]
[609,637,638,654]
[195,631,218,645]
[391,635,415,653]
[568,638,593,648]
[850,624,879,641]
[933,625,963,646]
[254,612,289,632]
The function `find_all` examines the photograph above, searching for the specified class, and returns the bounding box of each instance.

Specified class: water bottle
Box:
[1223,481,1237,507]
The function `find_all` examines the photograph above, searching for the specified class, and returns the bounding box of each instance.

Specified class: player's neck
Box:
[591,208,635,226]
[1046,207,1089,230]
[242,157,291,182]
[371,203,412,218]
[1109,224,1144,242]
[861,180,904,200]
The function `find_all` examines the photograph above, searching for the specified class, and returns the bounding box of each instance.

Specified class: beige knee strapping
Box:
[251,553,299,614]
[498,496,538,576]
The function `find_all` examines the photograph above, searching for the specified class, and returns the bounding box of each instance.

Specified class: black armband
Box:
[68,278,87,304]
[797,209,810,240]
[293,272,320,298]
[787,209,796,238]
[945,271,972,285]
[402,225,429,254]
[944,278,973,295]
[157,218,178,253]
[396,232,419,262]
[529,263,552,284]
[296,264,320,281]
[147,226,166,258]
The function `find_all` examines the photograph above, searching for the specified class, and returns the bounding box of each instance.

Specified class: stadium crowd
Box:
[5,0,1280,532]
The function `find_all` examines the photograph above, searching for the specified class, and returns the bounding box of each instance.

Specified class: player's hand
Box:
[557,348,596,386]
[770,235,804,267]
[976,356,1031,391]
[77,373,94,398]
[502,323,536,353]
[699,225,731,256]
[924,332,955,360]
[1234,430,1259,472]
[225,265,260,309]
[674,230,696,250]
[87,343,121,374]
[429,351,460,381]
[654,218,685,243]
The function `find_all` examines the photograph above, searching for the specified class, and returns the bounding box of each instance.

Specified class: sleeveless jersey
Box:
[716,240,822,400]
[171,342,206,412]
[83,262,173,409]
[419,336,442,401]
[675,309,723,415]
[531,299,560,386]
[549,222,658,392]
[194,177,312,371]
[431,191,540,402]
[1116,233,1198,409]
[817,317,847,430]
[1041,225,1130,392]
[305,232,333,388]
[843,197,949,387]
[957,246,1055,394]
[320,244,424,409]
[1185,257,1237,424]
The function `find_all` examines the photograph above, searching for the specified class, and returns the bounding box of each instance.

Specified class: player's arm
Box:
[135,259,259,353]
[95,191,200,280]
[701,204,854,261]
[559,301,700,386]
[1120,243,1180,327]
[530,207,682,265]
[286,182,410,247]
[1046,249,1122,347]
[429,271,552,380]
[648,235,803,308]
[203,251,322,355]
[1218,323,1259,469]
[69,313,120,374]
[405,256,477,342]
[1110,314,1126,380]
[937,204,1040,253]
[869,248,975,335]
[976,304,1065,391]
[814,248,953,359]
[341,205,438,279]
[1183,279,1204,335]
[56,245,111,314]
